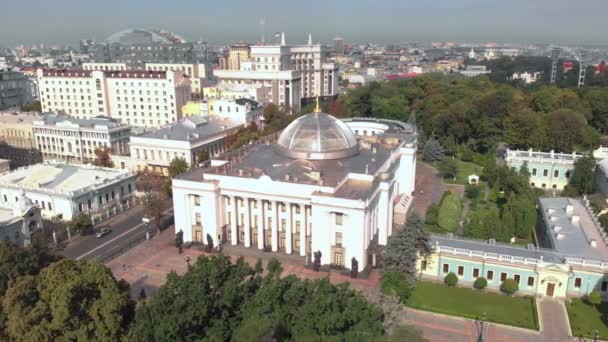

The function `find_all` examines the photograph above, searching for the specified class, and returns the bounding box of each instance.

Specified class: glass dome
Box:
[277,111,359,160]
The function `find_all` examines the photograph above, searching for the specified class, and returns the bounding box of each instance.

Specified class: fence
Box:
[97,233,147,263]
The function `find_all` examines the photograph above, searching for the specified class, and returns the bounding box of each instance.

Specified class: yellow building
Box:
[0,112,41,167]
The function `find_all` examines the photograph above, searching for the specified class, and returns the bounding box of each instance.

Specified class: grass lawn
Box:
[567,299,608,339]
[434,159,483,185]
[423,223,452,234]
[407,281,539,330]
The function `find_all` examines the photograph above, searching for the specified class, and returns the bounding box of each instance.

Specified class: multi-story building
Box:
[172,109,417,270]
[89,28,208,70]
[144,63,212,96]
[82,62,127,71]
[219,43,251,71]
[127,115,243,175]
[419,197,608,301]
[32,113,131,164]
[0,69,34,110]
[291,38,339,99]
[37,69,191,127]
[0,112,42,167]
[459,65,491,77]
[0,161,136,221]
[506,149,582,190]
[333,37,345,55]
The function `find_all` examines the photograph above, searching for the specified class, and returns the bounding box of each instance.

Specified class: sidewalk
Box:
[538,298,571,342]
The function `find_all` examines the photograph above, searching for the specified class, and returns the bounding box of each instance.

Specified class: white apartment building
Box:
[33,113,131,164]
[172,110,417,270]
[290,38,338,98]
[145,63,213,95]
[128,115,243,175]
[209,98,262,125]
[37,69,191,127]
[0,161,136,220]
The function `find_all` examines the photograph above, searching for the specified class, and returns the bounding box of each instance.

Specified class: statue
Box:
[350,257,359,278]
[313,250,322,272]
[206,233,214,252]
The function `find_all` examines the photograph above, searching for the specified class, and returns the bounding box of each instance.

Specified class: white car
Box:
[95,227,112,238]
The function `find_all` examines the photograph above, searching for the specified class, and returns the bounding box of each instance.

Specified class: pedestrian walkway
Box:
[538,298,571,341]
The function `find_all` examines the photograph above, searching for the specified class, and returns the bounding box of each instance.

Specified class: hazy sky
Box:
[1,0,605,46]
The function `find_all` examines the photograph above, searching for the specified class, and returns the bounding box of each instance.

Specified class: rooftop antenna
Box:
[550,47,561,84]
[259,18,266,45]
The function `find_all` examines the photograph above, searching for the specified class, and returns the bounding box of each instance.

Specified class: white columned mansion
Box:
[172,108,417,270]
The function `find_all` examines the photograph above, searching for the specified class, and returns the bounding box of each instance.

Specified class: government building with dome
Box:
[172,107,417,269]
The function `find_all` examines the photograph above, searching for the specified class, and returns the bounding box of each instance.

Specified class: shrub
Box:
[381,271,413,303]
[500,279,519,295]
[444,272,458,287]
[465,184,480,199]
[461,148,474,162]
[587,291,602,305]
[438,157,459,179]
[473,277,488,290]
[425,203,439,225]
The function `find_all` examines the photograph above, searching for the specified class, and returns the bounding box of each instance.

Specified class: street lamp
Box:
[594,329,599,342]
[142,217,150,240]
[477,312,486,342]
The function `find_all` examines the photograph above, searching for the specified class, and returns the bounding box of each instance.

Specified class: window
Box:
[281,219,286,231]
[194,195,201,205]
[602,281,608,292]
[543,169,548,177]
[195,213,201,224]
[443,264,449,274]
[514,274,520,284]
[532,168,537,176]
[457,266,464,276]
[500,272,507,282]
[574,278,582,289]
[335,213,343,225]
[473,268,480,278]
[335,232,342,246]
[554,170,559,178]
[542,183,546,188]
[527,277,534,287]
[421,260,427,271]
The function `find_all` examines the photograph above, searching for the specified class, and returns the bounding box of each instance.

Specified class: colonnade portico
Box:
[224,194,309,257]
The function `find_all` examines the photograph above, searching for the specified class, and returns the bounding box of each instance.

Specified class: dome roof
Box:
[277,109,359,160]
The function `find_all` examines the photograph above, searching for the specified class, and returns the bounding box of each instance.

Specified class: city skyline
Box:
[1,0,607,46]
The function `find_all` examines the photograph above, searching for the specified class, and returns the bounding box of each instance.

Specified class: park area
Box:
[407,281,539,330]
[567,299,608,339]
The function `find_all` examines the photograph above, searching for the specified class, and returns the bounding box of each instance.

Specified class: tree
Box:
[465,184,480,199]
[567,155,596,195]
[438,157,459,179]
[424,203,439,225]
[421,136,444,162]
[544,109,590,152]
[444,272,458,287]
[168,157,189,178]
[67,213,93,236]
[505,109,545,150]
[196,149,209,164]
[2,259,134,341]
[382,215,431,302]
[93,146,114,167]
[500,279,519,296]
[142,192,163,232]
[262,103,281,122]
[474,277,488,290]
[328,98,349,117]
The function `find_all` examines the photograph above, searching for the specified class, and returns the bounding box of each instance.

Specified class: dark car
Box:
[95,227,112,238]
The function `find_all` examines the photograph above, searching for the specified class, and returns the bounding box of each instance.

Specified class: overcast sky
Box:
[1,0,605,46]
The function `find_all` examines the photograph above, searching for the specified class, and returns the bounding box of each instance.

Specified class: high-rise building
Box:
[333,37,345,55]
[0,69,34,110]
[37,69,192,127]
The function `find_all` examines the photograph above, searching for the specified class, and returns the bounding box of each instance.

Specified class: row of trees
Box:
[0,241,423,341]
[341,74,608,153]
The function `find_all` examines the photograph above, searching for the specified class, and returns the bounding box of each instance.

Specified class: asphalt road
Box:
[62,199,173,262]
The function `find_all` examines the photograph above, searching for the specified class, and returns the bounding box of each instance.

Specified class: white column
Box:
[257,200,264,250]
[299,205,306,257]
[286,203,293,254]
[271,201,278,252]
[244,198,251,248]
[230,196,237,245]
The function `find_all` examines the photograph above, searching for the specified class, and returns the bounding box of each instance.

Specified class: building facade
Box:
[0,161,136,221]
[506,149,582,190]
[172,111,417,270]
[32,113,131,164]
[128,115,243,174]
[0,112,42,168]
[144,63,213,95]
[418,197,608,301]
[0,191,42,246]
[0,69,33,110]
[37,69,191,127]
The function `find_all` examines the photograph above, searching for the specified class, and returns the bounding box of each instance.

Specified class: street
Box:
[62,199,173,262]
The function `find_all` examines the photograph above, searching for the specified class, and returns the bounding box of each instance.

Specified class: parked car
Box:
[95,227,112,238]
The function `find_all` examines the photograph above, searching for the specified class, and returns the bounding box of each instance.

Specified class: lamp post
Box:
[594,329,599,342]
[142,217,150,240]
[477,312,486,342]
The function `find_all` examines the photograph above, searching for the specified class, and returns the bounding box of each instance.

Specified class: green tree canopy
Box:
[168,157,189,177]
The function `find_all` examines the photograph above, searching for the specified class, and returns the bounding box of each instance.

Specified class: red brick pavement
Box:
[412,161,447,218]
